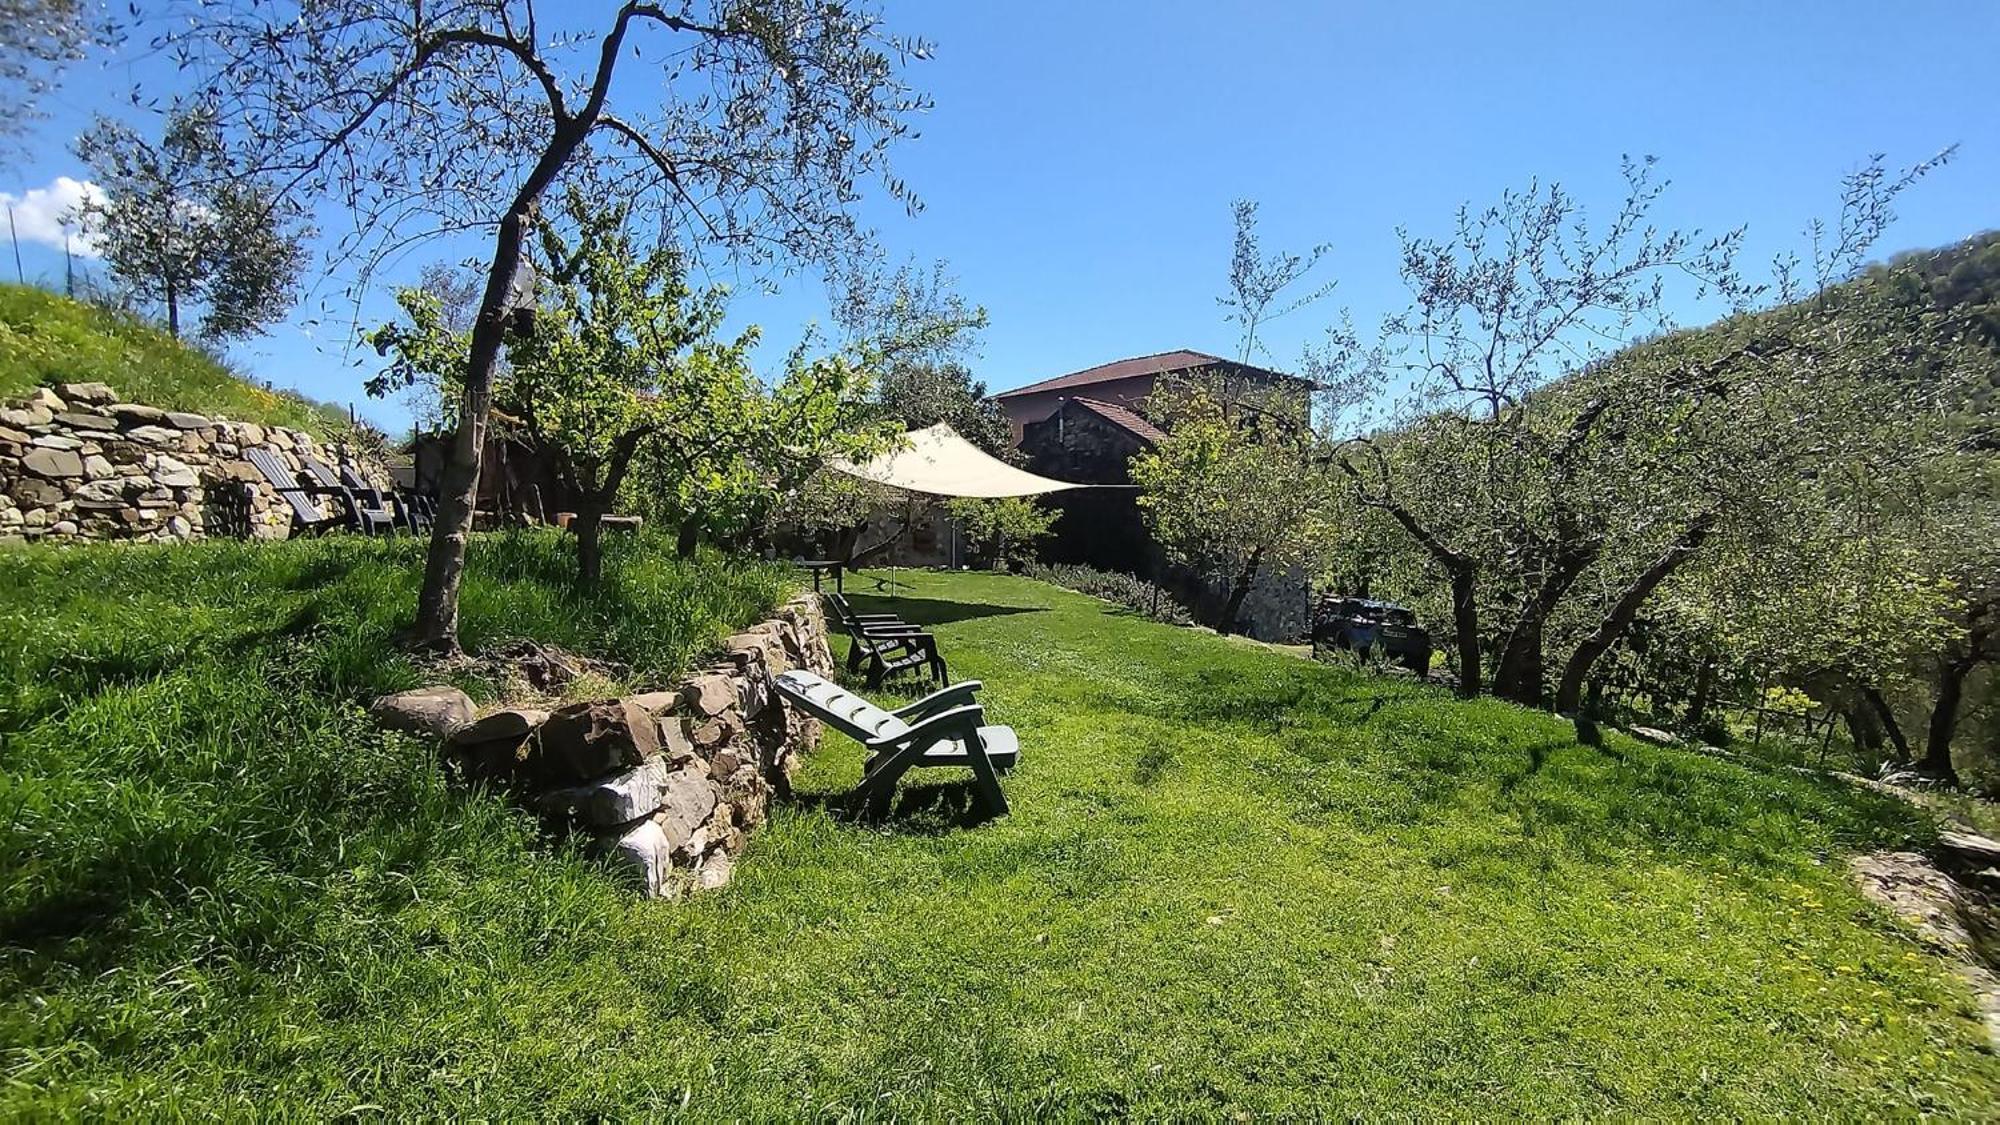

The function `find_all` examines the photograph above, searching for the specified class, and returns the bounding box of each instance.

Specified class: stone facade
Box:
[370,593,836,898]
[0,382,391,544]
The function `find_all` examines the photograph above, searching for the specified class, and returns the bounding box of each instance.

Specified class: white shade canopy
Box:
[827,424,1088,498]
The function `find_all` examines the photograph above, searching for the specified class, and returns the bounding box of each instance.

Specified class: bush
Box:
[1022,561,1193,624]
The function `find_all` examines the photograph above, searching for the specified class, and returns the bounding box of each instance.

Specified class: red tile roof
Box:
[1068,397,1169,445]
[995,348,1260,399]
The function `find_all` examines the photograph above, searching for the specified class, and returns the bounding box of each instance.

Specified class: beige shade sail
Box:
[827,424,1089,498]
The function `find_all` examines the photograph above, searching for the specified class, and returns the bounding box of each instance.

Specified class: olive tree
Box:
[1,0,99,147]
[148,0,931,652]
[1328,154,1953,705]
[72,105,309,339]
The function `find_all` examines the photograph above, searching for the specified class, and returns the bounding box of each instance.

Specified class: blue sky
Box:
[4,0,1996,431]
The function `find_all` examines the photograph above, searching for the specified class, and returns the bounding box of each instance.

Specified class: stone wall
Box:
[0,381,391,544]
[370,592,836,898]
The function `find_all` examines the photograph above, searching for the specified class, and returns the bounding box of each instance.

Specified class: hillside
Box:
[1,548,1992,1115]
[0,284,346,435]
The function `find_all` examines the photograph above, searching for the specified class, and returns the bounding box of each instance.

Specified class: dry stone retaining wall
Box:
[370,592,836,897]
[0,381,391,544]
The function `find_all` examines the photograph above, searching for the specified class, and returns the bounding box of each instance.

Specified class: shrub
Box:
[1022,561,1193,624]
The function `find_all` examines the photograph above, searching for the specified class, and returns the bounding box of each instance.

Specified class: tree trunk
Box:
[1917,657,1973,782]
[1554,514,1716,714]
[1492,615,1547,706]
[1917,661,1969,782]
[1449,565,1480,699]
[1220,547,1265,636]
[1861,685,1910,763]
[676,515,700,559]
[1915,603,1993,783]
[411,122,591,653]
[1843,706,1881,753]
[1493,544,1596,707]
[574,502,606,586]
[165,281,180,339]
[1686,652,1717,732]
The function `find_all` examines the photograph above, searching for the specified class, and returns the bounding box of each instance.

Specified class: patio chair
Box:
[391,481,437,535]
[333,462,428,535]
[773,669,1017,818]
[242,447,349,537]
[824,591,948,689]
[300,455,400,536]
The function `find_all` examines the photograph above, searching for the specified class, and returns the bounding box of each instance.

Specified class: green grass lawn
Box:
[3,551,1996,1115]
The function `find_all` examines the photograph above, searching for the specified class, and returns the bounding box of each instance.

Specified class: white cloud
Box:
[0,176,107,258]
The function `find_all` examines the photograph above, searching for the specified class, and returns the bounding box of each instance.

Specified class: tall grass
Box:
[0,283,347,433]
[0,532,789,1114]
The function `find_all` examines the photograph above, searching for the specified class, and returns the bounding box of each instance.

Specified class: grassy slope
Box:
[0,284,345,434]
[2,562,1995,1115]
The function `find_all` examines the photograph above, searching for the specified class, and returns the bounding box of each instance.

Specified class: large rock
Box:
[369,685,476,738]
[82,454,115,480]
[55,411,117,431]
[14,478,64,507]
[541,697,661,780]
[654,766,720,850]
[59,382,116,405]
[152,455,199,489]
[538,757,674,826]
[165,411,212,430]
[31,433,82,450]
[125,425,181,445]
[0,403,51,428]
[449,707,550,746]
[610,818,670,898]
[22,447,83,479]
[680,674,738,718]
[694,853,735,892]
[448,708,551,779]
[109,403,167,425]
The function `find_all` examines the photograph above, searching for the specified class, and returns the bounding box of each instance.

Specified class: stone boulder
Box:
[22,448,83,479]
[680,673,738,718]
[541,698,661,780]
[610,818,671,898]
[125,425,181,445]
[369,685,476,738]
[110,403,167,425]
[448,707,551,779]
[59,381,116,405]
[538,757,674,826]
[654,766,720,850]
[152,455,199,489]
[55,411,117,431]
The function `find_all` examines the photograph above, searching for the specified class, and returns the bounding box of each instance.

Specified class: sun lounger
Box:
[300,454,399,536]
[773,669,1017,818]
[243,447,349,537]
[824,592,948,690]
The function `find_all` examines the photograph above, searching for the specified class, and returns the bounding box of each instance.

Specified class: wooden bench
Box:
[773,669,1017,819]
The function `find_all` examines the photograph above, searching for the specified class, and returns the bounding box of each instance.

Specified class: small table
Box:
[798,559,844,593]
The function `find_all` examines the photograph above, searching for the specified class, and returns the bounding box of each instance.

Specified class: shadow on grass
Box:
[789,778,1005,835]
[844,593,1045,629]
